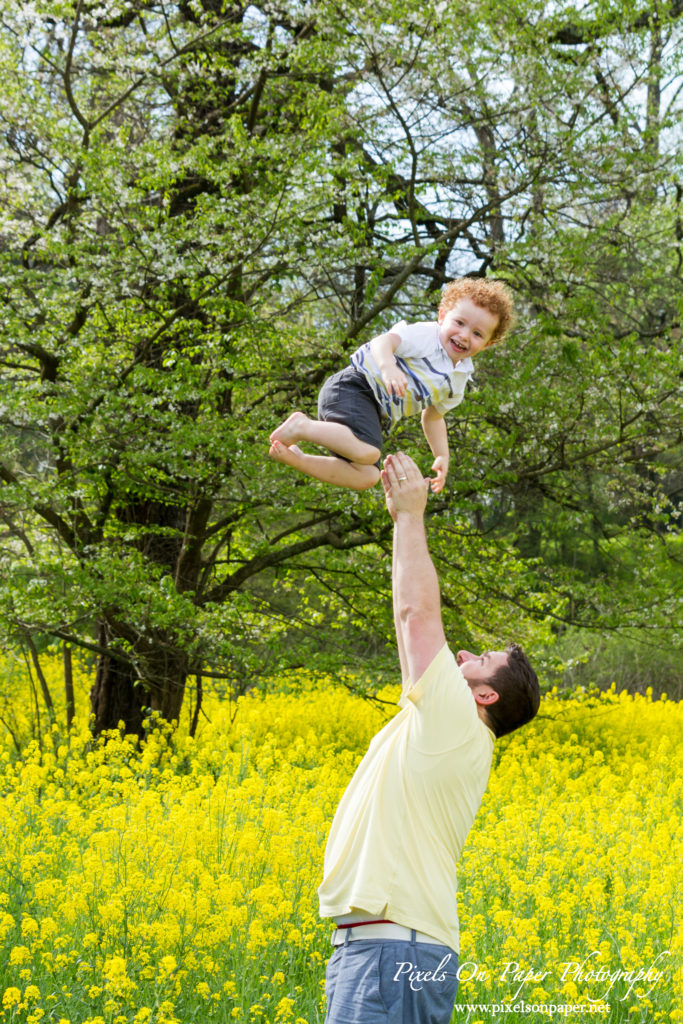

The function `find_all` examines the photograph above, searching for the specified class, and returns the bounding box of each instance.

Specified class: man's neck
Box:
[476,705,495,734]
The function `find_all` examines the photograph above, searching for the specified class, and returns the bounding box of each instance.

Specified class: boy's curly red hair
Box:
[440,278,515,345]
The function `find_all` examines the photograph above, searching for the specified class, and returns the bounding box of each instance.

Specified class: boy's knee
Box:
[356,446,381,466]
[356,466,380,491]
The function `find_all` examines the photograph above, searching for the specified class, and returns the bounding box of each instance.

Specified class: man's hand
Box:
[381,452,429,521]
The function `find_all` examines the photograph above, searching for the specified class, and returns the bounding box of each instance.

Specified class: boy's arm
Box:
[369,331,408,397]
[421,405,449,494]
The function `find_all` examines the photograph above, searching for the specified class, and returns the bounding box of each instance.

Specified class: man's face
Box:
[438,299,499,366]
[457,649,508,686]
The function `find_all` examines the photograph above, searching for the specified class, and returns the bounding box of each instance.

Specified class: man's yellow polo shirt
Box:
[318,643,495,952]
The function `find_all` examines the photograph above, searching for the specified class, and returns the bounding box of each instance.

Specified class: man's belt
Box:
[331,920,448,946]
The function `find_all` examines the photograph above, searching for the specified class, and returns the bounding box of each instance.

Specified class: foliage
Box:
[545,624,683,700]
[0,0,681,731]
[0,656,680,1022]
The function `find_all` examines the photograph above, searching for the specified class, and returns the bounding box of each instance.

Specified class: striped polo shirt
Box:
[350,320,474,428]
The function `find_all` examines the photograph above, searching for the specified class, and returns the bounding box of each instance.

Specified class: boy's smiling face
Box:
[438,298,499,365]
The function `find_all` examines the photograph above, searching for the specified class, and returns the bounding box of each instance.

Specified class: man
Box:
[318,451,540,1023]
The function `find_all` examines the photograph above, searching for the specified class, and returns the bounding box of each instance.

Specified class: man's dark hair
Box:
[485,643,540,738]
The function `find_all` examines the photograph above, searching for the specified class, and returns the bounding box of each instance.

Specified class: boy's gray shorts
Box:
[324,937,459,1023]
[318,366,384,458]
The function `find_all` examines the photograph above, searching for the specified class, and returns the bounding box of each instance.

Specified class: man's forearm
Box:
[394,510,443,680]
[395,513,441,615]
[392,527,409,687]
[382,451,446,684]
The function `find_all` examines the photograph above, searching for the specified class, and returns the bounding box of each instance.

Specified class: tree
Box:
[0,0,680,735]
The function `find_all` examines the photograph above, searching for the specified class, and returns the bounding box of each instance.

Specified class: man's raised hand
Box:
[381,452,429,520]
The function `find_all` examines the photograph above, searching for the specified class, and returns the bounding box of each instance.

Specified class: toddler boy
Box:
[269,278,514,491]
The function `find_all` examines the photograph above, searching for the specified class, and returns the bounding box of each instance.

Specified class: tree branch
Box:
[202,528,381,605]
[549,0,683,45]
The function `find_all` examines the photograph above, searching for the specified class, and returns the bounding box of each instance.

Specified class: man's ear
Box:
[473,687,499,706]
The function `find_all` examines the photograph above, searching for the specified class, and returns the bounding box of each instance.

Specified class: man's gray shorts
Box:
[324,932,459,1024]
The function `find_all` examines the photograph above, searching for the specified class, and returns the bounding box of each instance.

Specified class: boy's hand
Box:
[381,366,409,399]
[429,455,448,493]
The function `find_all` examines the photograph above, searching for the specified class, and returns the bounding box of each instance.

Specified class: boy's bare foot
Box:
[269,410,308,446]
[268,440,303,467]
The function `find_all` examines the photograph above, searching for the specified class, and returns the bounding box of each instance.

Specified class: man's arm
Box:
[382,461,410,687]
[381,452,446,688]
[421,405,449,494]
[392,527,410,689]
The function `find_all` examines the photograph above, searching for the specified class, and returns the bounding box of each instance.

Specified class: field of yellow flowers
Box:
[0,653,680,1024]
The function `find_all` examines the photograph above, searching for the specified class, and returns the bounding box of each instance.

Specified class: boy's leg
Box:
[270,411,380,466]
[269,441,380,491]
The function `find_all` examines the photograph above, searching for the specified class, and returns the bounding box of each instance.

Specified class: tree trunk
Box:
[91,622,146,736]
[90,622,188,737]
[87,482,208,735]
